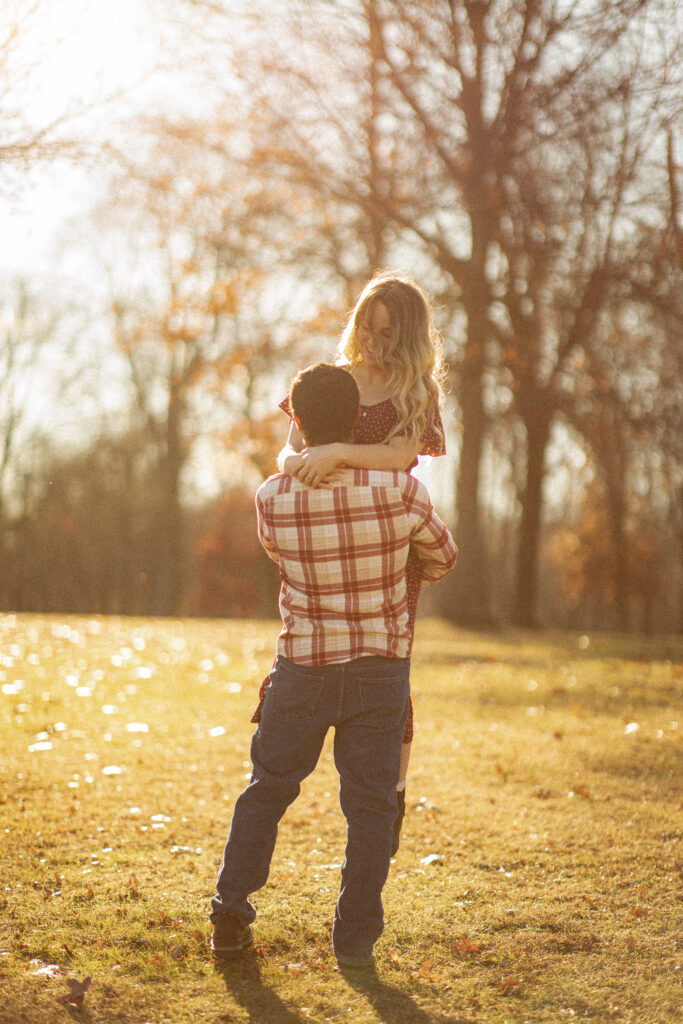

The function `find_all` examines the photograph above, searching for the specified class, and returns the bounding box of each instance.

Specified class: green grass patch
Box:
[0,614,681,1023]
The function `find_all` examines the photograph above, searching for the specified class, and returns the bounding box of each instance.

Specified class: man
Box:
[210,362,457,968]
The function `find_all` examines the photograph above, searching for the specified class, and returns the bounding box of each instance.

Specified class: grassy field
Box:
[0,613,681,1024]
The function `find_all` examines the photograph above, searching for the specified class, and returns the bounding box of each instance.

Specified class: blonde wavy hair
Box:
[337,272,446,445]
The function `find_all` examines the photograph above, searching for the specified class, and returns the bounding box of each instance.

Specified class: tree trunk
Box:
[153,395,186,616]
[513,412,551,628]
[443,277,491,625]
[605,473,630,632]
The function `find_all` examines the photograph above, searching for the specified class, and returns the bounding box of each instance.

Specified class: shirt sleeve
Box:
[255,490,280,564]
[402,476,457,583]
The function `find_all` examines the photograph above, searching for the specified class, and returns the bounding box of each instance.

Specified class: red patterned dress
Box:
[250,396,446,742]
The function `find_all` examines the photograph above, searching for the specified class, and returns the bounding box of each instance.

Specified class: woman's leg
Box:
[392,704,413,855]
[399,741,411,783]
[391,549,421,854]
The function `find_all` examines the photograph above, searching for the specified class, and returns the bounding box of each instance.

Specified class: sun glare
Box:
[20,0,162,125]
[0,0,170,273]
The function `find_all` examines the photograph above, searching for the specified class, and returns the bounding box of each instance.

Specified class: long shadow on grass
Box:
[214,954,470,1024]
[214,953,307,1024]
[340,966,472,1024]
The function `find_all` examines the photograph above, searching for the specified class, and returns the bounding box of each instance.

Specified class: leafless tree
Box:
[94,122,299,613]
[0,0,91,184]
[0,279,64,501]
[169,0,682,627]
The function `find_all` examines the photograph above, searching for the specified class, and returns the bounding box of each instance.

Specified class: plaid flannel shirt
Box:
[255,468,457,666]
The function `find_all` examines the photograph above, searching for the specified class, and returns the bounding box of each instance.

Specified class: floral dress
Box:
[250,396,446,743]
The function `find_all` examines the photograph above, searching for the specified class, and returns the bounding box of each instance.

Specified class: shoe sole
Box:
[336,955,375,969]
[211,935,254,955]
[210,933,253,954]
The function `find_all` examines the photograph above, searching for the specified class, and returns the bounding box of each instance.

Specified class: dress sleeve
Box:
[278,395,292,417]
[419,403,446,457]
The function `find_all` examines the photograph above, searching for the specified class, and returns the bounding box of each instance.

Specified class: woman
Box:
[253,271,447,854]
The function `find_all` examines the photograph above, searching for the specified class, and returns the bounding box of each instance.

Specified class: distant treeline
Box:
[0,421,678,633]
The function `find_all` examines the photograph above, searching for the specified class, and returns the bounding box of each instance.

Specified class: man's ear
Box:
[293,413,308,445]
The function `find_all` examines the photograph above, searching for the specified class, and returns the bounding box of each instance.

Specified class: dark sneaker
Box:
[391,787,406,856]
[210,911,253,955]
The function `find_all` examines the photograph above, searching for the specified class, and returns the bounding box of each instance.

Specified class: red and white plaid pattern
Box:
[256,468,457,665]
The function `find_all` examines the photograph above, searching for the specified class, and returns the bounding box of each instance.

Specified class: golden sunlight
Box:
[15,0,161,124]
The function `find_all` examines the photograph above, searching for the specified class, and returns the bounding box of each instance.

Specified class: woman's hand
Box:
[282,452,306,477]
[292,444,346,488]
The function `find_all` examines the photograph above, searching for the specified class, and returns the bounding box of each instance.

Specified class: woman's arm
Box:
[293,436,420,488]
[277,420,306,474]
[337,437,420,471]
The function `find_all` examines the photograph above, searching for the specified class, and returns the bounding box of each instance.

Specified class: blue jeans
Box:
[211,654,410,961]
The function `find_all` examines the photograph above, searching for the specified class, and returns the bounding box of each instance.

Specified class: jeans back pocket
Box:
[358,675,410,732]
[268,664,325,721]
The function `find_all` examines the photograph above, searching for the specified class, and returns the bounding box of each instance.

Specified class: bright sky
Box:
[0,0,181,468]
[26,0,160,118]
[1,0,167,275]
[0,1,577,515]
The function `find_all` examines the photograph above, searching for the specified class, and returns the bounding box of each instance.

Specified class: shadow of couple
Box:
[214,950,472,1024]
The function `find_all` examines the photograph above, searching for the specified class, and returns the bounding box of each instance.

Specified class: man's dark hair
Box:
[289,363,360,446]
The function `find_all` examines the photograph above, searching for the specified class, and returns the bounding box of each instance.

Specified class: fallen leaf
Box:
[169,945,184,960]
[57,976,91,1008]
[456,936,482,954]
[418,966,441,982]
[629,907,648,917]
[626,936,637,950]
[498,976,521,995]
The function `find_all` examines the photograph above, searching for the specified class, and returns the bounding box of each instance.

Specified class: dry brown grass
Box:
[0,614,680,1023]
